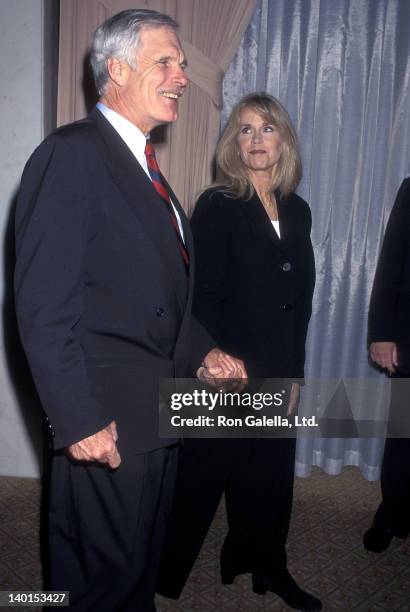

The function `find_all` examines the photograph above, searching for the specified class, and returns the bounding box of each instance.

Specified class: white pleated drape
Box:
[222,0,410,479]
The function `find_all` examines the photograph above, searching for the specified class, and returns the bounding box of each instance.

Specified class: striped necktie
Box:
[144,141,189,271]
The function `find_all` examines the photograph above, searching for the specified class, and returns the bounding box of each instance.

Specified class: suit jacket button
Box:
[156,307,165,317]
[282,262,292,271]
[281,303,292,312]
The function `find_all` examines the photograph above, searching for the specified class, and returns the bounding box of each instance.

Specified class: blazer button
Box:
[282,262,292,272]
[156,307,165,317]
[281,303,292,312]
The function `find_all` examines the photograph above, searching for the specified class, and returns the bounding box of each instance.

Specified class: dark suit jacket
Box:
[14,108,214,454]
[190,188,315,379]
[368,178,410,372]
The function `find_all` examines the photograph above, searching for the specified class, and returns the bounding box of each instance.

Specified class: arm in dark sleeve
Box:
[190,190,231,344]
[188,315,217,370]
[14,136,110,449]
[294,202,315,378]
[368,179,410,342]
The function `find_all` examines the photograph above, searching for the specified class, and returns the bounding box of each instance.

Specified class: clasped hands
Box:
[196,347,247,390]
[68,348,247,469]
[199,350,299,416]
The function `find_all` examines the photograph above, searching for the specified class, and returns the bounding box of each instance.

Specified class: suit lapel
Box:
[161,174,194,259]
[161,174,197,354]
[89,108,188,311]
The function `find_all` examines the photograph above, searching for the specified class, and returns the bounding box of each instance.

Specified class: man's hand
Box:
[68,420,121,468]
[197,348,247,388]
[369,341,398,374]
[287,382,300,416]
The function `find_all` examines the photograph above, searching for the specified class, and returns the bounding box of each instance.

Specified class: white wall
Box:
[0,0,45,477]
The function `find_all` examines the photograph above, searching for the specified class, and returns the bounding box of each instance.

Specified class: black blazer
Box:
[191,188,315,379]
[369,178,410,372]
[14,108,214,454]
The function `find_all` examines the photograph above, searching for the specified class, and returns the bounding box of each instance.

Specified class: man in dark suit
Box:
[364,178,410,552]
[14,9,245,611]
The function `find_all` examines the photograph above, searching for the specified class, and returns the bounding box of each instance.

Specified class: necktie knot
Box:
[144,141,156,161]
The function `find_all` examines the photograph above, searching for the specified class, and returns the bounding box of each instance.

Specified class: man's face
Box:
[120,26,188,134]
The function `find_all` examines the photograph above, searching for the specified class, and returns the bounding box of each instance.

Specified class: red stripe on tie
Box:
[145,142,189,272]
[152,179,170,203]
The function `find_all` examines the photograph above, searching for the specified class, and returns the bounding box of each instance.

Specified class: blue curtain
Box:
[222,0,410,480]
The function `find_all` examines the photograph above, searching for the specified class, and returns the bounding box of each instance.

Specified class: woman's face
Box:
[237,108,283,177]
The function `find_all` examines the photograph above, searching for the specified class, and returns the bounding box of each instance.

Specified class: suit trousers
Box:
[47,444,179,612]
[375,438,410,536]
[157,437,296,599]
[374,372,410,537]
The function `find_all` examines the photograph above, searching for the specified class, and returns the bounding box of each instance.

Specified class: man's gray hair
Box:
[90,9,178,96]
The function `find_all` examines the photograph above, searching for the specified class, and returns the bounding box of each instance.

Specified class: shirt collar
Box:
[96,102,149,171]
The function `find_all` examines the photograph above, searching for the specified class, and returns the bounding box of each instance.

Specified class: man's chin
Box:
[148,110,179,131]
[160,112,179,125]
[160,99,180,119]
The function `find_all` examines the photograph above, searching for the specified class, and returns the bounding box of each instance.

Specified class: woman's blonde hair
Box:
[215,93,302,198]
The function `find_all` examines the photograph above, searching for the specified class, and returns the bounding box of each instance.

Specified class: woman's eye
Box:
[264,125,275,133]
[240,127,252,134]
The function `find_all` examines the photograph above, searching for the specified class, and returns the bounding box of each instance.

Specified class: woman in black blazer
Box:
[157,94,320,610]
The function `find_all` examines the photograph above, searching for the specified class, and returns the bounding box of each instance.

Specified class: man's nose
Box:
[174,65,188,87]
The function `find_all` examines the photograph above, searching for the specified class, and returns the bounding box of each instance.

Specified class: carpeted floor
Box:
[0,467,409,611]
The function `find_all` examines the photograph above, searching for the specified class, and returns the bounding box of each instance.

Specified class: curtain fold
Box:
[57,0,256,213]
[223,0,410,479]
[164,0,257,215]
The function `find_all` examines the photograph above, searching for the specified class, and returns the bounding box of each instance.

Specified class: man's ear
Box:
[106,57,129,87]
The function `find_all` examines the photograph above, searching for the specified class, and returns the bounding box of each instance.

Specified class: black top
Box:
[191,187,315,378]
[368,178,410,371]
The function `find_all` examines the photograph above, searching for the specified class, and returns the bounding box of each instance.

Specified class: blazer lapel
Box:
[244,191,288,254]
[276,195,291,246]
[89,108,188,311]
